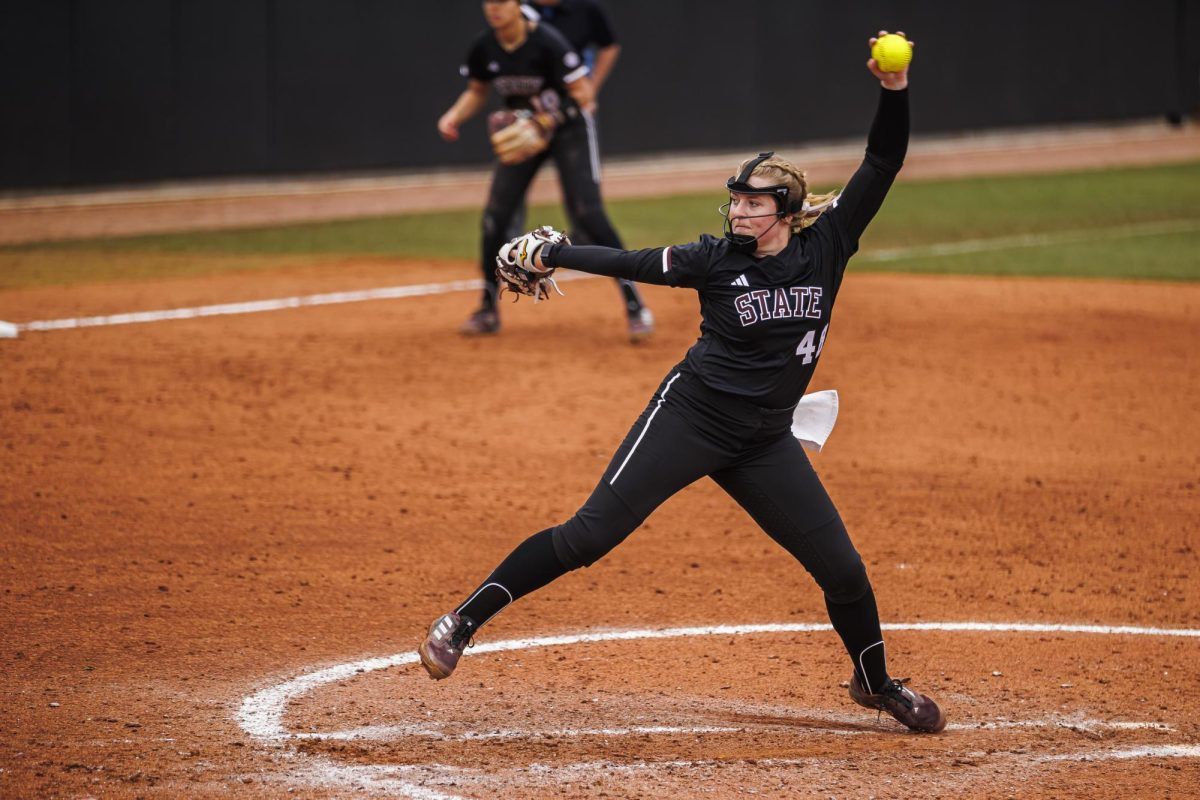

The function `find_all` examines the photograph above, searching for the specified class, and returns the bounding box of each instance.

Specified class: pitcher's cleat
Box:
[626,307,655,344]
[418,612,477,680]
[849,674,947,733]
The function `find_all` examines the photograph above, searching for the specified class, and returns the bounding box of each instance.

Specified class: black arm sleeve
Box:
[541,244,670,285]
[833,87,909,245]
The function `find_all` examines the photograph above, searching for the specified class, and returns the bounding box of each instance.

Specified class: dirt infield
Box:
[3,117,1200,797]
[1,258,1198,797]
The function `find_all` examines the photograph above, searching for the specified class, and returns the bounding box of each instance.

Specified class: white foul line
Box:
[11,278,482,333]
[1,272,597,335]
[2,218,1196,338]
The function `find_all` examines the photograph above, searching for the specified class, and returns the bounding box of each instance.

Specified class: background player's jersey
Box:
[520,0,617,72]
[461,24,589,117]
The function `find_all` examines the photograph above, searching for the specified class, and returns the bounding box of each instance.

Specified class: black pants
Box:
[457,365,888,688]
[480,114,642,313]
[551,368,869,606]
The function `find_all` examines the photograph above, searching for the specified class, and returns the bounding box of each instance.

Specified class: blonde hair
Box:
[735,154,840,234]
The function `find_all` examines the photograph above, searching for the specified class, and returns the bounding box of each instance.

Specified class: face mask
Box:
[721,151,798,253]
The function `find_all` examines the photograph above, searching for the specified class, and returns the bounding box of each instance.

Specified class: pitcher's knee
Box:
[805,515,870,604]
[550,484,642,569]
[822,557,870,605]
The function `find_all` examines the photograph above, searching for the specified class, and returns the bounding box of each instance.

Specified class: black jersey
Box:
[657,228,842,407]
[542,88,910,409]
[521,0,617,54]
[461,23,589,116]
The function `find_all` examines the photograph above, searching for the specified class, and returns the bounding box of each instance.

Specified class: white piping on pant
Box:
[582,110,601,185]
[455,582,514,616]
[857,640,885,694]
[609,373,680,486]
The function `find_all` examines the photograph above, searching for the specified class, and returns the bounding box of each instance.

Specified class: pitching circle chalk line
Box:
[237,621,1200,799]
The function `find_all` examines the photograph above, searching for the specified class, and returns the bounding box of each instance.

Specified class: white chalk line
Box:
[238,620,1200,741]
[1,271,595,335]
[291,717,1173,744]
[1037,744,1200,763]
[3,217,1197,338]
[237,620,1200,799]
[3,272,597,335]
[860,218,1200,263]
[456,746,1200,776]
[282,745,1200,800]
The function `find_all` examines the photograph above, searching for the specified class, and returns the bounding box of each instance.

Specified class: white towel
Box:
[791,389,839,453]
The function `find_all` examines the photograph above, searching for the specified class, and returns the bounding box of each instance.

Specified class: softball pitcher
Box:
[422,32,945,733]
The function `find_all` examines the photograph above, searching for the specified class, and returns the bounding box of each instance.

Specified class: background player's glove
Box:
[495,226,570,303]
[488,108,558,165]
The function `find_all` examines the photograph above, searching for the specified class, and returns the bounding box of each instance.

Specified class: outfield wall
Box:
[2,0,1197,190]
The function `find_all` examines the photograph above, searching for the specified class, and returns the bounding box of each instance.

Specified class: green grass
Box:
[857,224,1200,280]
[3,161,1199,289]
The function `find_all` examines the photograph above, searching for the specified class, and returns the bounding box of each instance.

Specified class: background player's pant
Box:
[479,115,644,313]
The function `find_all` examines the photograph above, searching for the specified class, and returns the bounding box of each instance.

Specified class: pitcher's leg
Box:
[714,459,888,692]
[451,474,645,632]
[712,438,879,663]
[712,434,945,732]
[421,371,721,679]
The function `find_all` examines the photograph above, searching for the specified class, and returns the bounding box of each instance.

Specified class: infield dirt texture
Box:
[1,125,1198,798]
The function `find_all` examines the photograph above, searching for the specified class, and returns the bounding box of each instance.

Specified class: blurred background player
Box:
[507,0,623,243]
[420,32,947,734]
[438,0,654,341]
[521,1,621,95]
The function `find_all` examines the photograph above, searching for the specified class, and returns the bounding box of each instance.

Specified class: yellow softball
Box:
[871,33,912,73]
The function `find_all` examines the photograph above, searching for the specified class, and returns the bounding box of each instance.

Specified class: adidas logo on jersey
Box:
[730,274,749,287]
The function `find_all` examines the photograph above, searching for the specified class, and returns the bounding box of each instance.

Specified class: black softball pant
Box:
[551,369,869,606]
[479,114,641,311]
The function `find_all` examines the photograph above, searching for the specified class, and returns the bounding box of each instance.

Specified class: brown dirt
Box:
[3,118,1200,797]
[1,254,1198,797]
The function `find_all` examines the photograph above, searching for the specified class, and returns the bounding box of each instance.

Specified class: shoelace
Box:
[880,678,915,711]
[449,621,476,652]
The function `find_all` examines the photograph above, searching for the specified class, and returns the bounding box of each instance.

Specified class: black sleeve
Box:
[824,87,909,251]
[539,25,588,85]
[542,244,671,285]
[587,0,618,47]
[463,37,491,83]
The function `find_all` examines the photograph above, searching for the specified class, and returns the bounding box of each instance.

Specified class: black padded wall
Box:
[1,0,1194,190]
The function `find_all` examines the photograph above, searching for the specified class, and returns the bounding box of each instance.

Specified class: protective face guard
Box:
[722,151,792,252]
